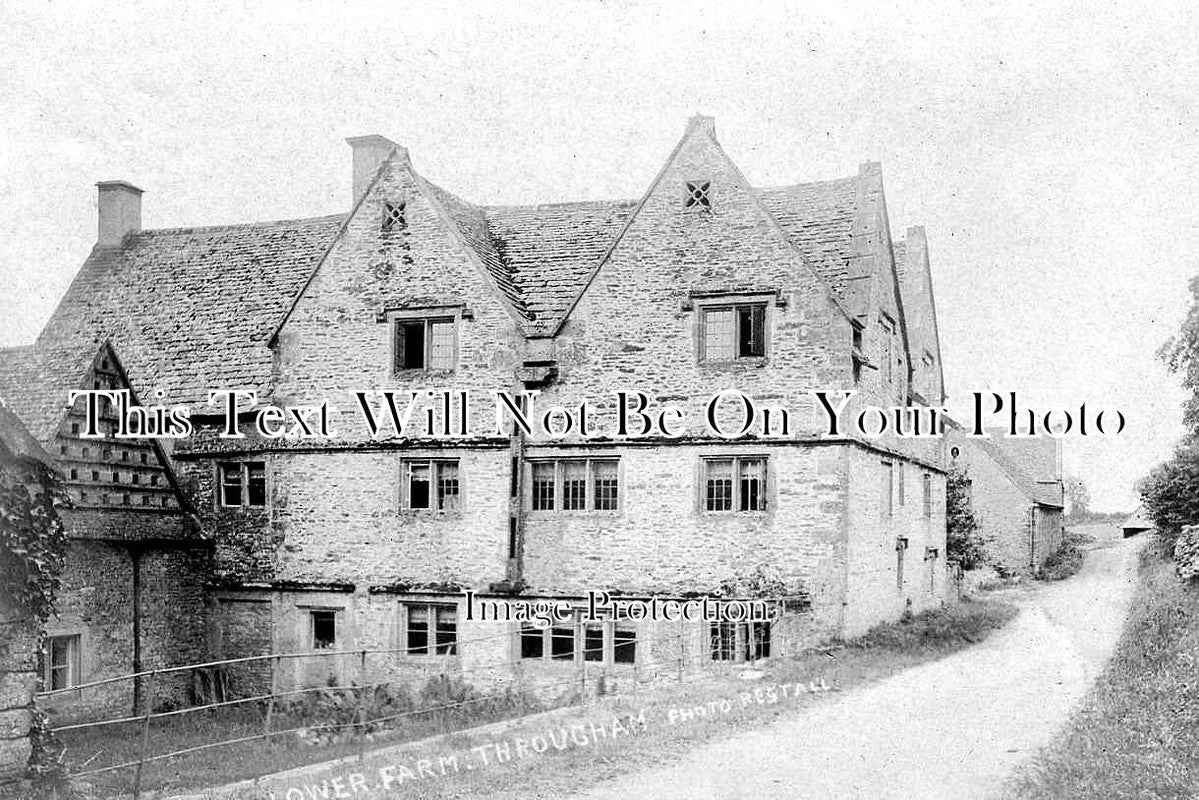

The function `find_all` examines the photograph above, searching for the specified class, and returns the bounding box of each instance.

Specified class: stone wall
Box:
[0,555,37,782]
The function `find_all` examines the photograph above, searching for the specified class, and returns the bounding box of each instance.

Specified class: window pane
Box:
[739,458,766,511]
[247,462,266,506]
[703,308,734,361]
[434,607,457,655]
[705,460,734,512]
[408,463,431,509]
[747,622,771,660]
[592,460,619,510]
[407,606,429,654]
[398,321,425,370]
[219,463,242,506]
[311,611,336,650]
[532,462,555,511]
[550,627,575,660]
[583,626,605,662]
[437,461,460,511]
[562,461,587,511]
[428,320,455,370]
[613,628,637,664]
[710,622,735,661]
[736,305,766,357]
[520,625,544,659]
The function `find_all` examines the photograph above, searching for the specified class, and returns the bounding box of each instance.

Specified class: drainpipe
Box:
[131,546,143,714]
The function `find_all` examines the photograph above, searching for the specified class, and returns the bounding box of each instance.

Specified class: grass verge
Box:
[1006,547,1199,798]
[1035,530,1095,582]
[187,598,1017,800]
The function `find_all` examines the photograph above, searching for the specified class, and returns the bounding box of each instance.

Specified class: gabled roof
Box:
[947,419,1064,508]
[0,344,94,445]
[29,126,875,405]
[0,395,56,470]
[1121,505,1152,530]
[34,214,346,406]
[756,177,859,298]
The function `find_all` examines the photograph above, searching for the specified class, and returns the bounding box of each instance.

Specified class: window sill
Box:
[392,368,457,378]
[526,510,622,519]
[398,509,464,518]
[699,357,768,369]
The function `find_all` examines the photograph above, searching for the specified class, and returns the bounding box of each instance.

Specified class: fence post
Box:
[356,649,368,763]
[131,669,157,800]
[264,655,279,741]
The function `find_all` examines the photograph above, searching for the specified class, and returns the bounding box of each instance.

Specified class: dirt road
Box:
[572,537,1142,800]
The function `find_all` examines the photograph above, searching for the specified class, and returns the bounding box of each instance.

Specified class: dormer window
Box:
[382,201,406,233]
[685,180,712,211]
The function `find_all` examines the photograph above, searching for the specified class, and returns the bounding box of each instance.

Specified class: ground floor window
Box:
[310,609,338,650]
[44,634,81,690]
[404,604,458,655]
[710,621,771,662]
[519,618,636,665]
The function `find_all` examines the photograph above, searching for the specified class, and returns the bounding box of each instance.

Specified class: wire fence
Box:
[25,621,702,799]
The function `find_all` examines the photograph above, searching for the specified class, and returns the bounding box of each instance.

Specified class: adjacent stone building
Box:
[3,116,950,700]
[0,343,210,721]
[945,421,1065,575]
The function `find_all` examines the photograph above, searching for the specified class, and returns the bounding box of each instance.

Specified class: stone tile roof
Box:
[484,199,638,333]
[0,344,92,445]
[756,176,861,297]
[31,214,347,407]
[0,393,55,468]
[15,172,864,408]
[948,418,1065,509]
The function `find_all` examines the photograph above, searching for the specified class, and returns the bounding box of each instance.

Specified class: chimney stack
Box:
[96,181,143,247]
[346,135,403,207]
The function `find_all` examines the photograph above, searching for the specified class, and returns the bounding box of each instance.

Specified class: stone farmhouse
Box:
[945,422,1064,575]
[0,116,949,702]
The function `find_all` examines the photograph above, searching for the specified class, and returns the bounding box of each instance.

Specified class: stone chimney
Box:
[686,114,716,139]
[96,181,143,247]
[346,135,403,207]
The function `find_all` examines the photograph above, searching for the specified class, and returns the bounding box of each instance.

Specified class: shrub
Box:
[946,465,988,569]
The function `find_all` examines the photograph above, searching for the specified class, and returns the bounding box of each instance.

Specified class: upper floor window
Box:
[684,180,712,211]
[394,317,455,372]
[401,459,460,512]
[382,200,406,233]
[701,303,766,362]
[529,458,619,512]
[218,461,266,508]
[703,456,767,512]
[879,315,896,384]
[922,472,933,519]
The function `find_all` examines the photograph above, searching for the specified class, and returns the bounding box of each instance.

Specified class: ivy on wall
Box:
[0,456,67,624]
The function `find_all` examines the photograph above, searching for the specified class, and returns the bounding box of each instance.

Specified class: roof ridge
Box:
[485,198,638,213]
[136,213,347,237]
[755,175,860,192]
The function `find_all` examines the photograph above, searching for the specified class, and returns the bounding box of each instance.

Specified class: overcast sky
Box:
[2,0,1195,511]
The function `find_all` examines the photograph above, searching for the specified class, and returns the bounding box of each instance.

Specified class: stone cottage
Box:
[3,116,949,697]
[945,421,1064,574]
[0,343,210,720]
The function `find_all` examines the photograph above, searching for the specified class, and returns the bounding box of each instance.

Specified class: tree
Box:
[1138,439,1199,550]
[1064,475,1090,520]
[1159,276,1199,432]
[946,465,987,570]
